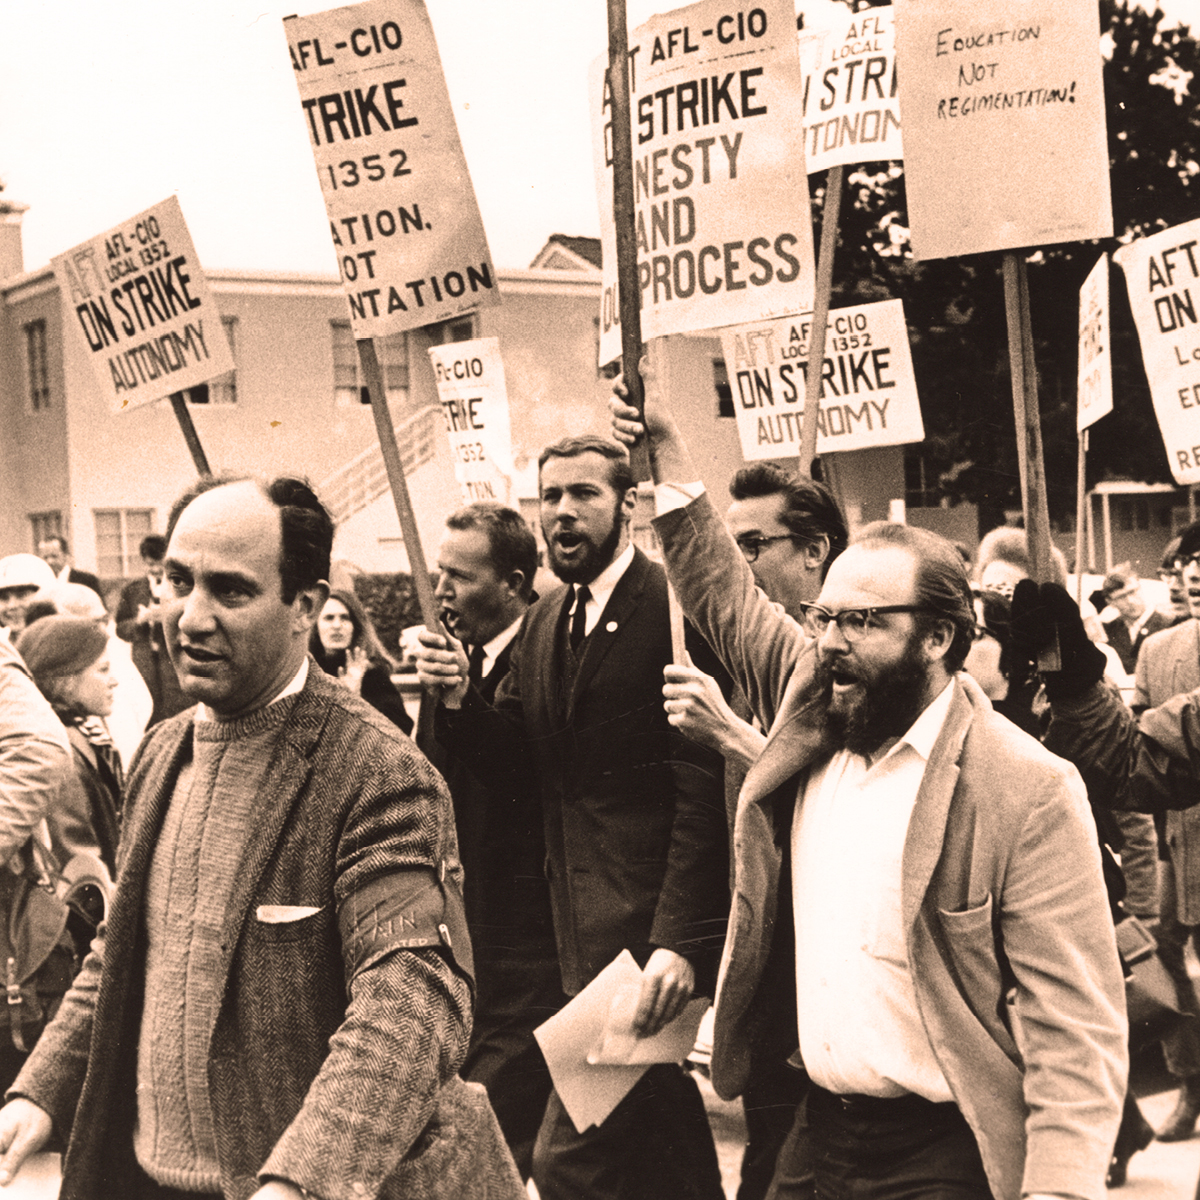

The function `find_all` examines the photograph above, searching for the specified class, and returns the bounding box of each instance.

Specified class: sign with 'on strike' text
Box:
[52,195,234,414]
[591,0,814,366]
[286,0,498,337]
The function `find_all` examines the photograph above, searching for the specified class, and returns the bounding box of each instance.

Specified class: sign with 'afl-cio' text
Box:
[720,298,924,461]
[285,0,498,337]
[427,337,514,505]
[52,196,234,414]
[1115,218,1200,484]
[591,0,815,367]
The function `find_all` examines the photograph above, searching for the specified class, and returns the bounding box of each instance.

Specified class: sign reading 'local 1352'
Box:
[52,195,234,414]
[285,0,498,337]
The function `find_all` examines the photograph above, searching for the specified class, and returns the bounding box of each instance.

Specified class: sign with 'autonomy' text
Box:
[52,196,233,414]
[797,6,902,175]
[591,0,814,365]
[286,0,498,337]
[1114,218,1200,483]
[720,298,924,460]
[427,337,514,504]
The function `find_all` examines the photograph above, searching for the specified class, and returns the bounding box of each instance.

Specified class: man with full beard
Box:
[414,436,729,1200]
[610,379,1126,1200]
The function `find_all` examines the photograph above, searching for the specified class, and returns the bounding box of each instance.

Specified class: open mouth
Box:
[441,607,460,635]
[180,645,223,666]
[555,531,584,553]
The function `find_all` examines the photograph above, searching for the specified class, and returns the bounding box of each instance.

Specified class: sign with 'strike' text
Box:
[427,337,513,504]
[52,196,233,415]
[591,0,814,366]
[285,0,498,337]
[1114,218,1200,484]
[720,298,924,460]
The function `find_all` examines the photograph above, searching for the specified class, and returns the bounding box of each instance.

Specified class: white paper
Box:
[0,1153,60,1198]
[587,986,709,1067]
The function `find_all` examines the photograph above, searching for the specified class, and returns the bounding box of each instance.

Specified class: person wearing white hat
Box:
[0,555,56,639]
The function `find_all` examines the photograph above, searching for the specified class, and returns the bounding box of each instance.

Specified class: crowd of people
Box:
[1,386,1200,1199]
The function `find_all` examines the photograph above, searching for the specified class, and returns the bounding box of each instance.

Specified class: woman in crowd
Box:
[310,588,413,735]
[15,616,123,887]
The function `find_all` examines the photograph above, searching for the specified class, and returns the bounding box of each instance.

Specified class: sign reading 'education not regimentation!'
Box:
[591,0,814,366]
[720,298,924,461]
[52,196,234,414]
[285,0,498,337]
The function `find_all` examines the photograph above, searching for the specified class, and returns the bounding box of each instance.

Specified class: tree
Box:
[820,1,1200,531]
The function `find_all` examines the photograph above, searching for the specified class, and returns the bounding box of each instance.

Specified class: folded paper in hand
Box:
[534,949,709,1133]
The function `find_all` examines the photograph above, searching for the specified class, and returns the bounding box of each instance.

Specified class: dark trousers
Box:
[801,1084,990,1200]
[532,1062,725,1200]
[463,949,564,1181]
[1158,858,1200,1078]
[739,1056,809,1200]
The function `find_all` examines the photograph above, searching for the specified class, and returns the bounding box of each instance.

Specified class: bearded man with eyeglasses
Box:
[611,370,1126,1200]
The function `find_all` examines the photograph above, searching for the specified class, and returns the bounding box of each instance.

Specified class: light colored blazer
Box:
[1133,620,1200,922]
[654,493,1127,1200]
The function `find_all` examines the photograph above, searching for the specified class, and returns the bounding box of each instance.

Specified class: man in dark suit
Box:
[1100,565,1173,674]
[416,436,728,1200]
[37,536,101,598]
[420,500,563,1181]
[0,476,523,1200]
[115,534,191,728]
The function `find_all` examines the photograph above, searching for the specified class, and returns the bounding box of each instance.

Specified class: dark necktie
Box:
[570,585,591,652]
[467,643,487,688]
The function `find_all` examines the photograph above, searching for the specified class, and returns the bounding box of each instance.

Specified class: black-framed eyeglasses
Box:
[735,534,798,563]
[1160,567,1185,582]
[799,603,925,641]
[1170,552,1200,573]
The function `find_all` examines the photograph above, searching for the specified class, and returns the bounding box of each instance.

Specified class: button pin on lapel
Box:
[605,620,618,633]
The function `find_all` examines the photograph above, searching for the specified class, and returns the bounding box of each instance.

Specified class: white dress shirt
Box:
[569,543,636,639]
[792,678,956,1102]
[476,613,524,681]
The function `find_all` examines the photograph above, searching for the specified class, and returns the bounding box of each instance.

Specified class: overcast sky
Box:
[1,0,1190,277]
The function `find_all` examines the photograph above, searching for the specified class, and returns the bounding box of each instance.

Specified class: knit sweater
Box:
[134,697,300,1192]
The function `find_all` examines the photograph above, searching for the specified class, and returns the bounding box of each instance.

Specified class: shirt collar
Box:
[479,612,525,678]
[872,676,955,768]
[195,656,309,723]
[581,542,636,612]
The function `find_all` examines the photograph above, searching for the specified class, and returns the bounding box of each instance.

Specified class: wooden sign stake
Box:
[1074,428,1088,604]
[168,392,212,478]
[798,165,845,480]
[607,0,650,483]
[355,337,440,630]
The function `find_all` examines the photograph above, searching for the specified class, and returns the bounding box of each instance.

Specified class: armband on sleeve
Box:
[338,862,474,988]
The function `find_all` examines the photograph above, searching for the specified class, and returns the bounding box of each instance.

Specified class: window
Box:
[29,512,63,550]
[94,509,154,577]
[713,358,733,418]
[332,321,409,406]
[187,317,238,405]
[24,320,50,410]
[427,316,475,346]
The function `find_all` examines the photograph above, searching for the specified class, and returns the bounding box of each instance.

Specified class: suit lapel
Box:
[567,549,649,718]
[901,678,972,934]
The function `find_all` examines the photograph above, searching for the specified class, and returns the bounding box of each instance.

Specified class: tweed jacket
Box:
[439,547,729,997]
[14,665,524,1200]
[1132,619,1200,923]
[654,494,1127,1200]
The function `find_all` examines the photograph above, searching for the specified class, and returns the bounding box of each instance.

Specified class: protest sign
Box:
[52,196,233,415]
[892,0,1111,260]
[427,337,514,504]
[285,0,498,337]
[1114,217,1200,484]
[720,298,923,460]
[798,6,901,174]
[1077,254,1112,432]
[591,0,814,365]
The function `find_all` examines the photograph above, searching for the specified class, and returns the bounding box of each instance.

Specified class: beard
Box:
[816,634,932,757]
[544,501,625,584]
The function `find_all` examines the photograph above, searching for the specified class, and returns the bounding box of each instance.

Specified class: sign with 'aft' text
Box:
[286,0,498,337]
[52,196,233,415]
[1114,218,1200,484]
[592,0,814,366]
[720,298,924,461]
[427,337,514,504]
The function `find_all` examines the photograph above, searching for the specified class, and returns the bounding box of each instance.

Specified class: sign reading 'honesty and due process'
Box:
[285,0,498,337]
[52,196,234,414]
